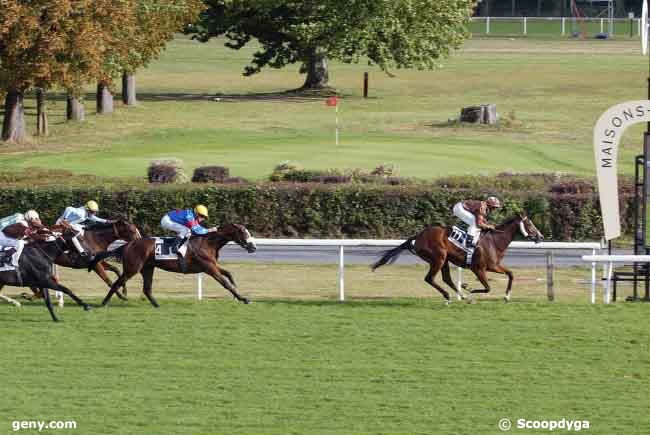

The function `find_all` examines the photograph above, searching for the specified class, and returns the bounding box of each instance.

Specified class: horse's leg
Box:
[423,258,451,304]
[93,262,127,301]
[441,261,467,301]
[140,266,159,308]
[101,261,128,297]
[21,287,43,300]
[0,284,21,307]
[217,266,237,288]
[489,264,514,302]
[204,262,249,304]
[51,282,91,311]
[41,287,58,322]
[468,267,492,295]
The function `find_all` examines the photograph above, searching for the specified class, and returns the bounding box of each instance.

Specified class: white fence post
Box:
[600,18,604,33]
[562,17,566,35]
[523,17,527,35]
[456,266,463,297]
[486,16,490,34]
[53,265,63,307]
[590,249,596,304]
[197,273,203,300]
[338,245,345,301]
[604,261,613,304]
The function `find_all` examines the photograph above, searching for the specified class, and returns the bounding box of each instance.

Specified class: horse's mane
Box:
[496,215,523,229]
[85,222,116,231]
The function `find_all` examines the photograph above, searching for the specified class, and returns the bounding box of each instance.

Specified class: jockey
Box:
[56,200,110,257]
[160,205,210,266]
[452,196,502,249]
[0,210,45,267]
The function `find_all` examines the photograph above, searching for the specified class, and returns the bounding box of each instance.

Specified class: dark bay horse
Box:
[372,213,543,303]
[26,219,141,301]
[88,224,257,308]
[0,225,91,321]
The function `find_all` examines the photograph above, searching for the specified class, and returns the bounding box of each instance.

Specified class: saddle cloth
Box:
[448,226,472,253]
[0,246,18,272]
[153,237,182,260]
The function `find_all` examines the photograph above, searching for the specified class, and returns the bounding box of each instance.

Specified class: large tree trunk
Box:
[1,89,26,143]
[121,72,136,105]
[96,81,114,114]
[301,48,329,90]
[36,88,49,136]
[66,94,85,121]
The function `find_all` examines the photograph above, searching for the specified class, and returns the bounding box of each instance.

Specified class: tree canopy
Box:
[190,0,476,89]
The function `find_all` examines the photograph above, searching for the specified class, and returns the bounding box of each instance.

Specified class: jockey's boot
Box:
[175,236,187,273]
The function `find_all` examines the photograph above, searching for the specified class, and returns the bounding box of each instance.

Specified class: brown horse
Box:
[372,213,544,303]
[26,219,141,301]
[88,223,257,308]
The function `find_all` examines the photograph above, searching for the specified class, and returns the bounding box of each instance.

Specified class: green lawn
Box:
[2,37,649,180]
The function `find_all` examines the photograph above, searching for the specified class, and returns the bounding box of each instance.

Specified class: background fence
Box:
[197,239,604,302]
[470,17,640,37]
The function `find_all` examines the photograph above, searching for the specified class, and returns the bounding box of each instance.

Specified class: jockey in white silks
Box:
[452,196,502,248]
[56,200,110,257]
[0,210,43,266]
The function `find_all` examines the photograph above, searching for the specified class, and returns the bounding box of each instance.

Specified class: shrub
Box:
[147,159,187,184]
[192,166,230,183]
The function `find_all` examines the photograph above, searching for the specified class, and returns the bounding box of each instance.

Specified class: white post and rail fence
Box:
[194,239,603,303]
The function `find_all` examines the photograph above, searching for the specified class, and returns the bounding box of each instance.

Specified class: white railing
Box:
[581,255,650,304]
[196,239,603,302]
[470,16,639,37]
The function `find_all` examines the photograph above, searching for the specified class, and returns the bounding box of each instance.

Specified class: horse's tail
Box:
[371,236,417,271]
[87,245,125,272]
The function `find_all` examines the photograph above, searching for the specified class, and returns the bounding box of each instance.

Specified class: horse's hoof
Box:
[466,297,476,304]
[503,297,511,303]
[242,298,251,305]
[461,283,469,290]
[83,304,92,311]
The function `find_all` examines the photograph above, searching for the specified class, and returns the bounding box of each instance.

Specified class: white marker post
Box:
[326,96,339,146]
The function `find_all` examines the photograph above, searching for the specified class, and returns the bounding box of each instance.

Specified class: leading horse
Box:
[372,213,544,303]
[88,223,257,308]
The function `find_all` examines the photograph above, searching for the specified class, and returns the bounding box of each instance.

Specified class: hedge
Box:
[0,183,633,241]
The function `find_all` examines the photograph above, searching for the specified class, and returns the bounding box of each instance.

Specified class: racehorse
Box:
[0,224,91,321]
[26,219,141,301]
[88,223,257,308]
[371,213,544,303]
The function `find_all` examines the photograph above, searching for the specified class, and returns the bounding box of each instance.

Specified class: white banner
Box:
[594,100,650,240]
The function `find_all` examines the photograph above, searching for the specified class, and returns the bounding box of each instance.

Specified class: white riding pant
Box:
[453,202,480,242]
[161,216,191,239]
[60,222,87,255]
[0,233,25,266]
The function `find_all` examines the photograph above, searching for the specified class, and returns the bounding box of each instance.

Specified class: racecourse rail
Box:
[581,255,650,304]
[194,239,604,302]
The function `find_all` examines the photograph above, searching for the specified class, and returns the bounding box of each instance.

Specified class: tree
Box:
[0,1,129,140]
[189,0,476,90]
[111,0,203,106]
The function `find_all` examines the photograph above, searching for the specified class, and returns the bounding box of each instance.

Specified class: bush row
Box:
[0,183,632,241]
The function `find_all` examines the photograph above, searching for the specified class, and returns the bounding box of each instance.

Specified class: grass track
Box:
[1,264,649,434]
[1,298,649,434]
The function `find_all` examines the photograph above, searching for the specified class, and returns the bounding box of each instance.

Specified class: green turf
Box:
[2,37,649,180]
[0,297,648,435]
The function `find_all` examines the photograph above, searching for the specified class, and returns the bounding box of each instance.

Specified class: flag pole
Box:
[335,104,339,146]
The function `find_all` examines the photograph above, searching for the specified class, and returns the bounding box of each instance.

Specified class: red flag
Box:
[325,96,338,107]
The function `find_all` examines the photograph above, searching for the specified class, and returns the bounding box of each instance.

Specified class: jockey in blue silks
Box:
[160,205,210,269]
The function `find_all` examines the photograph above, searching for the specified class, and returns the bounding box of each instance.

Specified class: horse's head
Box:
[114,219,142,241]
[519,213,544,243]
[217,223,257,253]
